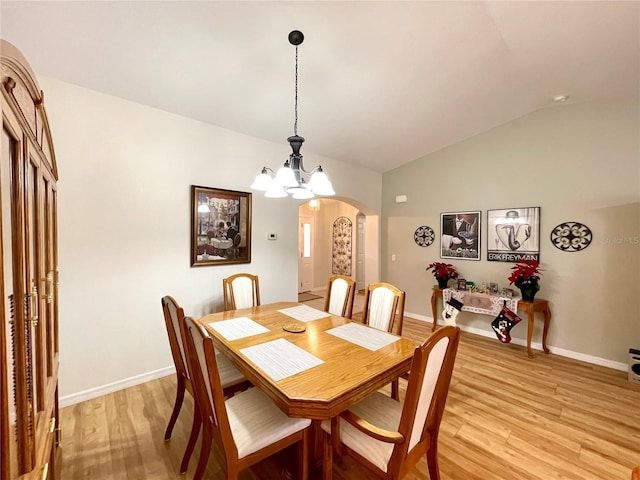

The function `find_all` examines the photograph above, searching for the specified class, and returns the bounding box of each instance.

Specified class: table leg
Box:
[431,291,438,331]
[526,311,535,358]
[542,308,551,354]
[309,420,323,463]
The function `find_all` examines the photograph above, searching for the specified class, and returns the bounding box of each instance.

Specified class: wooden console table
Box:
[430,286,444,332]
[517,298,551,358]
[430,285,551,358]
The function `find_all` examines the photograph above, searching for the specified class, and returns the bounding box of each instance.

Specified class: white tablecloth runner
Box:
[443,288,519,316]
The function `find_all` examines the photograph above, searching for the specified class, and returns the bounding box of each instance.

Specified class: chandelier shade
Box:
[251,30,335,199]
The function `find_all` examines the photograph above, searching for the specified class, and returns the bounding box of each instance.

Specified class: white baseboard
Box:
[59,366,176,408]
[60,313,627,408]
[407,311,628,372]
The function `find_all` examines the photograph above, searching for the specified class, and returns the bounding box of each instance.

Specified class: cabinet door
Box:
[33,144,60,476]
[1,116,20,480]
[1,116,33,478]
[24,130,58,479]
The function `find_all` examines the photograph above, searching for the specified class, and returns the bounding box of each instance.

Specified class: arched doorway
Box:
[298,198,379,293]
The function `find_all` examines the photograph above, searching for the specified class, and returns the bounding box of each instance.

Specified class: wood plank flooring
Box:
[58,298,640,479]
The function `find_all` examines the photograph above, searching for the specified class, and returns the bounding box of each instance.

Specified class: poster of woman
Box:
[487,207,540,262]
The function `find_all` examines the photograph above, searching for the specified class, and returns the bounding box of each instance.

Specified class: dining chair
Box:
[183,316,311,480]
[362,282,407,401]
[230,233,241,259]
[321,325,461,480]
[161,296,251,472]
[362,282,406,335]
[223,273,261,310]
[323,275,356,318]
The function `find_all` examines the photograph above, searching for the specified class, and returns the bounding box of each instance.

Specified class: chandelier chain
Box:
[294,45,298,136]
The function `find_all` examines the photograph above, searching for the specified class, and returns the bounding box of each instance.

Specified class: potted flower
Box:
[427,262,459,289]
[508,259,542,301]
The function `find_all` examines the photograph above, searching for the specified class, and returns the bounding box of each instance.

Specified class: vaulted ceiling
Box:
[2,1,638,173]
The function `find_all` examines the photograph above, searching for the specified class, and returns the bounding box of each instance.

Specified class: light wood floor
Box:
[58,297,640,479]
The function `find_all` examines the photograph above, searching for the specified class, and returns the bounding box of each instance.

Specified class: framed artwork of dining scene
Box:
[191,185,252,266]
[440,211,481,260]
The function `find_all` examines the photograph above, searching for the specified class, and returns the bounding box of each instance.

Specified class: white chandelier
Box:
[251,30,335,199]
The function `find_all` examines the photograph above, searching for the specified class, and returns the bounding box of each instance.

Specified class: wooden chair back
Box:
[161,295,190,386]
[183,316,309,480]
[362,282,406,334]
[223,273,260,310]
[632,466,640,480]
[322,326,460,480]
[324,275,355,318]
[183,317,237,459]
[389,325,460,478]
[161,295,197,449]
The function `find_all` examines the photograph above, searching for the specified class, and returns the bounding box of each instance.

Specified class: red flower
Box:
[427,262,459,280]
[508,260,542,287]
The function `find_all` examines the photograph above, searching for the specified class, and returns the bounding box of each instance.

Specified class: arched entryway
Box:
[297,197,379,294]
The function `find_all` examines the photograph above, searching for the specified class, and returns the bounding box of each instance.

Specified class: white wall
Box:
[39,76,381,402]
[299,198,381,292]
[382,100,639,366]
[310,199,359,288]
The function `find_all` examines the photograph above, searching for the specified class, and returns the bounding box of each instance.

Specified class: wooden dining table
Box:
[197,301,416,421]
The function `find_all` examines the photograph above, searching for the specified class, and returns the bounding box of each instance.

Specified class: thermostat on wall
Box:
[267,233,277,240]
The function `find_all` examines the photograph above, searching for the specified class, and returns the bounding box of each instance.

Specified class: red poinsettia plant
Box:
[508,260,542,288]
[427,262,459,280]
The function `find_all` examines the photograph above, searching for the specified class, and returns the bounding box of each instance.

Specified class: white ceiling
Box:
[1,1,638,173]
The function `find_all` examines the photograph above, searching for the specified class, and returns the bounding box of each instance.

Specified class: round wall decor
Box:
[550,222,592,252]
[414,226,435,247]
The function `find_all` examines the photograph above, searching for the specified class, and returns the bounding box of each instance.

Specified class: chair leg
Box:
[297,429,309,480]
[180,404,202,473]
[391,379,400,401]
[193,428,213,480]
[322,431,333,480]
[164,375,186,440]
[426,443,440,480]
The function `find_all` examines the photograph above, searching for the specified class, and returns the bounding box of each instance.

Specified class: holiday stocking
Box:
[491,305,522,343]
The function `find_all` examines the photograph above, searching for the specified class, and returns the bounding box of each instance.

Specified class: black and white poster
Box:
[440,211,481,261]
[487,207,540,262]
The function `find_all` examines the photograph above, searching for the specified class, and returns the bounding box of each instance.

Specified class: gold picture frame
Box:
[191,185,252,266]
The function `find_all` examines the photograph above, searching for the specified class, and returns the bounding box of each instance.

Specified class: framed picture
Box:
[489,282,499,293]
[440,211,481,260]
[487,207,540,262]
[501,288,515,298]
[191,185,252,266]
[457,278,467,291]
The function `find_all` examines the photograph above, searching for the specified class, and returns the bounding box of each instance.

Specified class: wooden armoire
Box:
[1,40,60,479]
